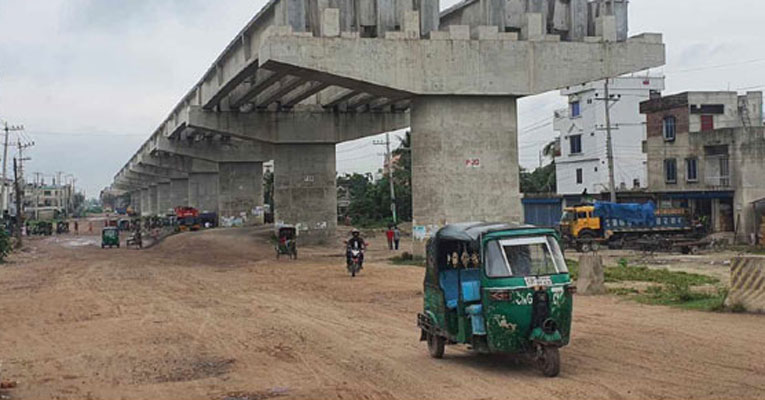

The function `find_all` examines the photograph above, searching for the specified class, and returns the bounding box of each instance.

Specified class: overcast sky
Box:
[0,0,763,197]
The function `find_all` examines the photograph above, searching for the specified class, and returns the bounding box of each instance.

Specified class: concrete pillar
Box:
[274,144,337,244]
[140,188,151,216]
[148,185,158,216]
[218,162,264,225]
[169,178,189,209]
[411,96,521,253]
[188,172,219,214]
[130,190,141,214]
[156,182,172,215]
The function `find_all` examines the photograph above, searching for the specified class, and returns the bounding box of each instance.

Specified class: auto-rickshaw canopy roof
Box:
[424,222,555,285]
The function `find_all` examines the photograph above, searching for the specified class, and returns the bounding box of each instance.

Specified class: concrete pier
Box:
[411,96,521,236]
[156,181,172,215]
[140,188,151,216]
[169,178,189,209]
[188,172,219,214]
[148,185,158,216]
[218,162,264,225]
[274,144,336,244]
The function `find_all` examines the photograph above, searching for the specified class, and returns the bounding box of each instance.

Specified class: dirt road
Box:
[0,228,763,400]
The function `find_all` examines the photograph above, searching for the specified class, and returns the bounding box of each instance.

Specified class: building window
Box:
[633,178,641,188]
[686,158,698,182]
[576,168,583,184]
[701,115,714,131]
[663,116,676,141]
[570,101,581,118]
[570,135,582,154]
[664,159,677,184]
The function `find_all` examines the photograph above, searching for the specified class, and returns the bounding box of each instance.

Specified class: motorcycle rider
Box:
[346,228,367,269]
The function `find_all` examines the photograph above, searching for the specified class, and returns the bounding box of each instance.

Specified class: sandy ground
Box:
[0,227,763,400]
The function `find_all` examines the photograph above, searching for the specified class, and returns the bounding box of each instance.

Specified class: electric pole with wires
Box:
[598,79,619,203]
[373,134,397,224]
[2,122,24,214]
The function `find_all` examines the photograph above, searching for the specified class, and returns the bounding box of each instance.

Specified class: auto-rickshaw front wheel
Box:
[536,345,560,377]
[427,333,445,359]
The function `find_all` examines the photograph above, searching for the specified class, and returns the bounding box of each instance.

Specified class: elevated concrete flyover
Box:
[113,0,664,246]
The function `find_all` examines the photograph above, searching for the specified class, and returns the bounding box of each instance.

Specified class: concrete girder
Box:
[136,152,219,174]
[254,75,306,108]
[129,162,189,180]
[228,68,288,110]
[281,81,331,108]
[258,33,665,96]
[149,134,274,163]
[185,105,409,144]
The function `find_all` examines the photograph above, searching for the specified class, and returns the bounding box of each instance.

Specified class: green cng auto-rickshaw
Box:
[101,227,120,248]
[417,222,574,377]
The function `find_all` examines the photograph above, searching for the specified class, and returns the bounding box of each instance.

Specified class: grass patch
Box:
[566,257,729,312]
[389,252,426,267]
[632,284,729,312]
[605,265,718,286]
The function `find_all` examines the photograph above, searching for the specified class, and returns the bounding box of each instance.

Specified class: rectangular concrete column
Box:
[411,96,521,253]
[169,178,189,209]
[274,144,337,244]
[140,188,151,216]
[156,182,172,215]
[148,185,158,216]
[218,162,264,225]
[188,172,219,214]
[130,190,141,214]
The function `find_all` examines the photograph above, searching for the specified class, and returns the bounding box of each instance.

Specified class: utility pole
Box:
[2,122,24,215]
[13,158,22,248]
[386,133,397,224]
[374,134,398,224]
[603,79,617,203]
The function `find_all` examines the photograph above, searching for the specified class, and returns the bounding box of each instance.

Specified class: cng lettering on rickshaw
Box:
[513,291,534,306]
[524,276,553,287]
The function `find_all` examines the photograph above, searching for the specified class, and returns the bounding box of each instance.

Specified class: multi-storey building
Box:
[640,91,764,240]
[553,76,665,202]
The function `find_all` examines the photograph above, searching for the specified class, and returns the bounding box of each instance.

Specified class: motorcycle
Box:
[347,248,363,277]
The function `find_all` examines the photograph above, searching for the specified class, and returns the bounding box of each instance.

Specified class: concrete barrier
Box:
[576,254,606,295]
[727,257,765,313]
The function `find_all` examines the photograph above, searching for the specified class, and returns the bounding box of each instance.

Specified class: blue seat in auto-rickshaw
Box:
[439,269,460,309]
[460,269,486,335]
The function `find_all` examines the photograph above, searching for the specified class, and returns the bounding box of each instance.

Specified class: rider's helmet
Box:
[351,228,360,237]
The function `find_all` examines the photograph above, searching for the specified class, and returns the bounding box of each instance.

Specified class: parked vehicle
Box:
[417,222,574,377]
[101,227,120,248]
[275,225,297,260]
[174,207,200,232]
[560,202,700,252]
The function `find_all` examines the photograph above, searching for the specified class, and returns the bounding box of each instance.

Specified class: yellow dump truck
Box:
[559,202,697,252]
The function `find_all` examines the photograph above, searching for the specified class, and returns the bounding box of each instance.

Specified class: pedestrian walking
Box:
[393,226,401,250]
[385,226,394,250]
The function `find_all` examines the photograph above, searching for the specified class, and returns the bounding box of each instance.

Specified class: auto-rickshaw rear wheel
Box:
[427,333,445,359]
[536,345,560,377]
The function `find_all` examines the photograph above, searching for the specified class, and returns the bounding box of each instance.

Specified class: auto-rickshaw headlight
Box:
[542,318,558,334]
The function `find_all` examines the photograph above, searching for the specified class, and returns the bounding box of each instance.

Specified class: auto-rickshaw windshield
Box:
[485,236,567,278]
[104,229,118,238]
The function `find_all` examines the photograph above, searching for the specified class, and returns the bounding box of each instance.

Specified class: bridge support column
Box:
[188,172,219,214]
[156,182,172,215]
[411,96,522,253]
[218,162,264,225]
[274,144,336,244]
[129,190,141,214]
[140,188,151,216]
[148,184,158,216]
[170,178,189,209]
